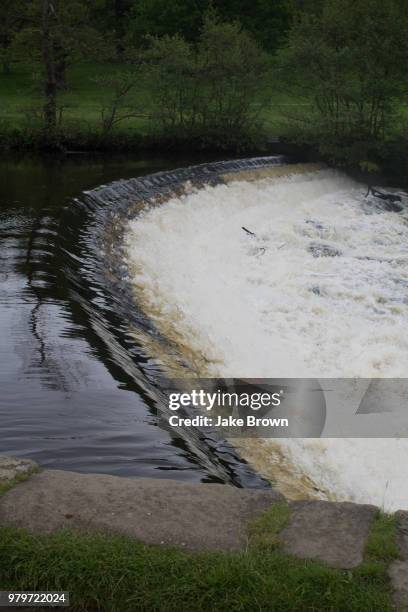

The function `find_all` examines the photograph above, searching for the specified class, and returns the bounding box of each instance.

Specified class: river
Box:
[0,152,267,487]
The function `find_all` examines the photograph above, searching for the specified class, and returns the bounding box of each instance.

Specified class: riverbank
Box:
[1,130,407,190]
[0,124,281,159]
[0,62,405,184]
[0,456,402,611]
[2,156,408,610]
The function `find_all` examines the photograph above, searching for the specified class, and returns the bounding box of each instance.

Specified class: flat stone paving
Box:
[0,469,282,552]
[279,500,377,569]
[389,511,408,609]
[1,457,404,592]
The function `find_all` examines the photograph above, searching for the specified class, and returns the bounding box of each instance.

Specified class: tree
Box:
[0,0,25,74]
[212,0,291,52]
[145,15,269,146]
[128,0,209,44]
[143,34,196,132]
[94,70,144,134]
[278,0,408,160]
[113,0,129,58]
[90,0,135,60]
[197,15,270,137]
[12,0,112,139]
[127,0,291,51]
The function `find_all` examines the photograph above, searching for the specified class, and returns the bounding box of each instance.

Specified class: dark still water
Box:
[0,153,267,487]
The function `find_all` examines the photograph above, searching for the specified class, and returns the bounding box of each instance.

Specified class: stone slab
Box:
[389,511,408,609]
[280,500,377,568]
[389,560,408,609]
[0,469,282,551]
[394,510,408,559]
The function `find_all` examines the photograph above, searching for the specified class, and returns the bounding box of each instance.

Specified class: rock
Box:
[378,201,403,213]
[389,561,408,609]
[305,219,326,231]
[366,187,403,211]
[394,511,408,559]
[362,198,404,214]
[393,278,408,289]
[0,469,283,552]
[280,500,377,568]
[308,242,342,258]
[388,511,408,609]
[0,455,38,483]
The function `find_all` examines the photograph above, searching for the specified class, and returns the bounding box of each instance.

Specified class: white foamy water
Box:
[125,166,408,510]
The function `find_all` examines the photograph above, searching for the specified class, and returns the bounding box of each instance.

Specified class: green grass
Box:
[364,513,399,562]
[0,506,397,612]
[0,61,407,162]
[0,62,301,139]
[248,500,291,548]
[0,62,149,134]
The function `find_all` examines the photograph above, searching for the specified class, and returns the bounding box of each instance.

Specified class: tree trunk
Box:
[55,48,68,90]
[41,0,57,137]
[2,59,11,75]
[1,41,12,74]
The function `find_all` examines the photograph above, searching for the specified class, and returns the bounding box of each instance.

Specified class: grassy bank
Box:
[0,62,298,152]
[0,64,150,136]
[1,62,408,184]
[0,502,398,612]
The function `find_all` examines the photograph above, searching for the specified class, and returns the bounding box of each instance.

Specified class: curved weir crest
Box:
[120,158,408,510]
[60,157,293,488]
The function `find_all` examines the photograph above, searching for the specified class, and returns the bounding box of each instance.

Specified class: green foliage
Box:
[0,526,395,611]
[2,0,408,169]
[12,1,113,74]
[354,512,399,591]
[9,0,114,138]
[363,512,399,564]
[145,15,270,148]
[127,0,291,51]
[128,0,208,44]
[144,34,196,132]
[197,16,270,133]
[278,0,408,165]
[0,0,25,74]
[213,0,292,51]
[93,69,144,134]
[90,0,134,58]
[359,160,380,174]
[248,501,291,549]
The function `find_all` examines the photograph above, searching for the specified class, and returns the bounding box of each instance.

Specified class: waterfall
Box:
[124,159,408,510]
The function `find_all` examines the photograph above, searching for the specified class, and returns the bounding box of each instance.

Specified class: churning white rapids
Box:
[125,166,408,510]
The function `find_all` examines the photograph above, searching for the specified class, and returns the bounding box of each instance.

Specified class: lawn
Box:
[0,62,304,139]
[0,63,147,134]
[0,500,398,612]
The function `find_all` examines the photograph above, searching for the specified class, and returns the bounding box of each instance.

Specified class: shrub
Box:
[145,15,270,148]
[278,0,408,166]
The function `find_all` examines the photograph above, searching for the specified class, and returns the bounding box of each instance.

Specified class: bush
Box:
[278,0,408,167]
[145,15,270,148]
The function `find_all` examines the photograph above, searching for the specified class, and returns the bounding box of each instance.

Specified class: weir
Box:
[56,154,408,510]
[59,156,294,489]
[119,158,408,510]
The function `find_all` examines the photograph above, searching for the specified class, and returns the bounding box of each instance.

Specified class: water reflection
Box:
[0,153,262,484]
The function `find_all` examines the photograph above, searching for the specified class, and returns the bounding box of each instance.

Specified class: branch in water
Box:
[365,185,402,203]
